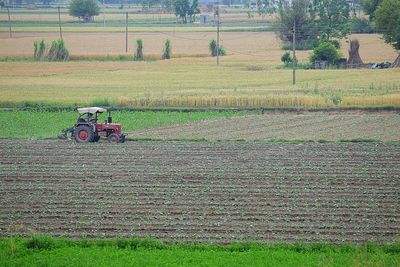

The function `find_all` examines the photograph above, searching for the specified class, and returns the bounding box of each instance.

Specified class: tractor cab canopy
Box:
[77,107,107,115]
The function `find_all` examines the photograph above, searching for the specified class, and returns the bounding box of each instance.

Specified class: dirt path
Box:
[1,140,399,243]
[128,111,400,141]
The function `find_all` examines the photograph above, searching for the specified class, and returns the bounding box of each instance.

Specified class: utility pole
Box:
[125,12,128,53]
[103,0,105,27]
[58,6,63,39]
[7,7,12,38]
[216,1,220,65]
[292,20,296,85]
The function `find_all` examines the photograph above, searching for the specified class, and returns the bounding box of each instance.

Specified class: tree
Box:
[0,1,5,8]
[173,0,198,24]
[68,0,100,23]
[310,0,351,40]
[257,0,278,16]
[374,0,400,66]
[187,0,200,23]
[362,0,382,20]
[174,0,190,23]
[277,0,317,45]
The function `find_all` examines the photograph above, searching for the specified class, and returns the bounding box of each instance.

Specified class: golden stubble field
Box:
[0,31,397,64]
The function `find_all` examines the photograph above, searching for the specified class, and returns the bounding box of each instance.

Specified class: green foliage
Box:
[374,0,400,50]
[33,40,46,60]
[257,0,276,16]
[173,0,199,23]
[1,237,399,267]
[209,39,226,57]
[363,0,382,20]
[134,39,144,61]
[310,0,351,40]
[162,39,171,60]
[281,51,293,64]
[282,39,319,50]
[310,40,341,65]
[0,110,246,139]
[350,17,375,33]
[278,0,317,45]
[47,39,69,61]
[68,0,100,22]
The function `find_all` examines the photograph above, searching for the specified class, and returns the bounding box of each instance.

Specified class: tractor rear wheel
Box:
[74,125,94,143]
[107,133,120,143]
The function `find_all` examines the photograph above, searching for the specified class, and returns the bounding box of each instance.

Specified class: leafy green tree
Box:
[187,0,200,23]
[362,0,382,20]
[310,0,351,40]
[374,0,400,50]
[173,0,199,23]
[277,0,317,45]
[374,0,400,66]
[68,0,100,23]
[174,0,190,23]
[257,0,278,16]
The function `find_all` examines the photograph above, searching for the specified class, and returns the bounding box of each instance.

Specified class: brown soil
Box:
[129,111,400,141]
[0,140,399,243]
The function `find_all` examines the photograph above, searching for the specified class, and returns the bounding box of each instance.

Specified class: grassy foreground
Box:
[0,110,246,139]
[1,236,399,267]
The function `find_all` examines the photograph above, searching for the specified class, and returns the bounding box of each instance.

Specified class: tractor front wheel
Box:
[74,125,94,143]
[108,133,120,143]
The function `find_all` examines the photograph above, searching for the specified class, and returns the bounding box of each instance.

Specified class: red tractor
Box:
[59,107,126,143]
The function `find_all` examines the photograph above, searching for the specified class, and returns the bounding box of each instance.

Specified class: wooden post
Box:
[58,6,63,39]
[125,12,128,53]
[292,20,296,85]
[216,1,220,65]
[7,7,12,38]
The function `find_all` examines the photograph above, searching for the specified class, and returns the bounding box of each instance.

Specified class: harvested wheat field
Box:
[0,32,397,63]
[129,111,400,141]
[1,140,399,243]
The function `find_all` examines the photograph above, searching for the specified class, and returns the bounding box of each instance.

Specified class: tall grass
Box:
[47,39,69,61]
[33,40,46,60]
[134,39,144,61]
[162,39,171,60]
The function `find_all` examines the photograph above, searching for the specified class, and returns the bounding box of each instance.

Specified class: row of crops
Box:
[0,140,399,243]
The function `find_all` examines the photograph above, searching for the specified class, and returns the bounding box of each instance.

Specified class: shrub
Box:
[310,41,341,66]
[281,51,293,64]
[209,39,226,57]
[162,39,171,60]
[350,18,375,33]
[134,39,144,61]
[47,39,69,61]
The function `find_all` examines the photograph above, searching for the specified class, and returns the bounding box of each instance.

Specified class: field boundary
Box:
[1,106,400,113]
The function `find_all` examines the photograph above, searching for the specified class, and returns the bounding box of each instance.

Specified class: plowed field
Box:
[1,140,399,243]
[130,111,400,141]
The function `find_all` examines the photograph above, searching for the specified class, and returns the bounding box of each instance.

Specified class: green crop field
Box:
[0,110,247,139]
[1,236,399,267]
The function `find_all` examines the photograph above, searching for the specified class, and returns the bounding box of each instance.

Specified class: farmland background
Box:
[0,7,400,108]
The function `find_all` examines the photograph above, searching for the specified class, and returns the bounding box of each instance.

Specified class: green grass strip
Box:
[0,110,247,139]
[1,236,399,267]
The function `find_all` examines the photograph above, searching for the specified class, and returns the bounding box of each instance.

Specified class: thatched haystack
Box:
[347,39,363,67]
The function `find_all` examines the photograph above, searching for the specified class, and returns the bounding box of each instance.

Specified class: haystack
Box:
[347,39,363,66]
